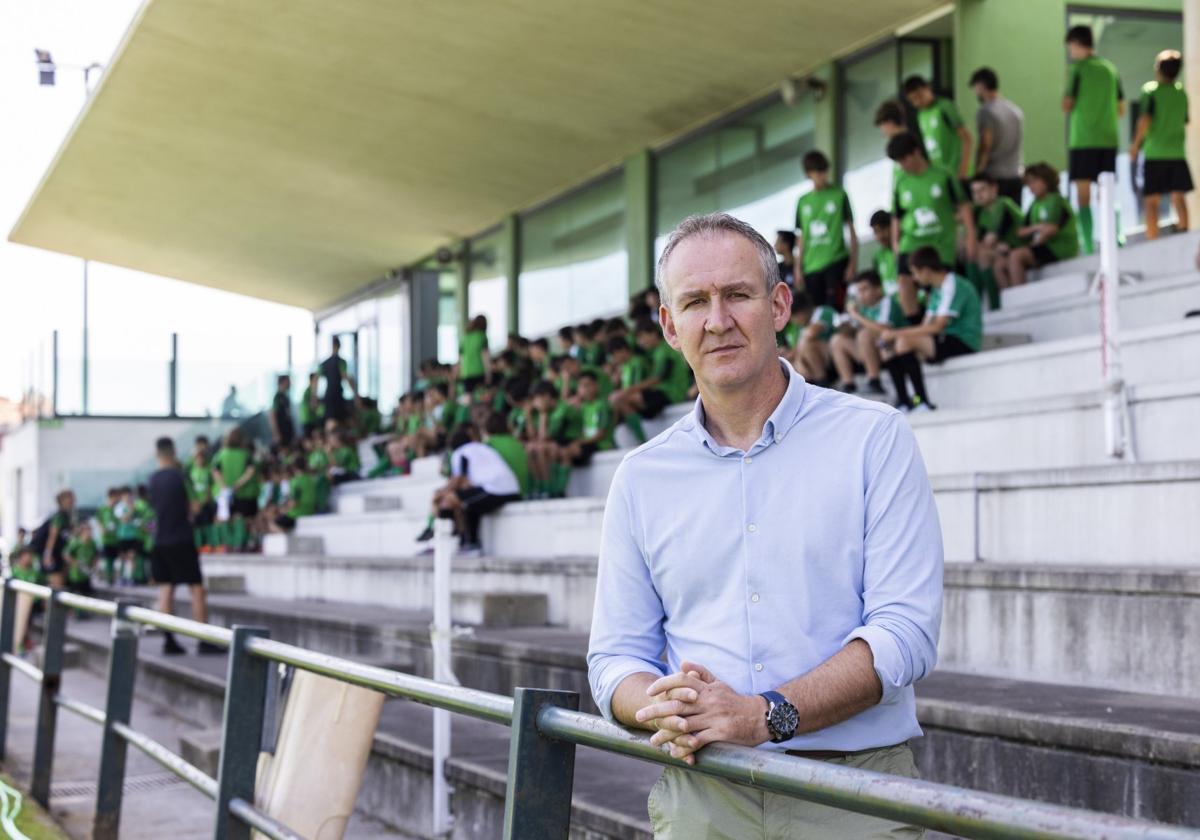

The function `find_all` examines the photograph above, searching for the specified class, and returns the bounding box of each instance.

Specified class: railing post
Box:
[169,333,179,418]
[93,601,139,840]
[31,589,67,806]
[0,579,16,760]
[501,688,579,840]
[213,626,269,840]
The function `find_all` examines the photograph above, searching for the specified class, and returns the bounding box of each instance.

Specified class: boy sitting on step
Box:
[832,270,902,395]
[422,424,521,556]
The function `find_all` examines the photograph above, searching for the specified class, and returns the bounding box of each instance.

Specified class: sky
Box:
[0,0,313,410]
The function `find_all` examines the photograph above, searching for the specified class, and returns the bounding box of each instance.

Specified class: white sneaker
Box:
[910,401,936,414]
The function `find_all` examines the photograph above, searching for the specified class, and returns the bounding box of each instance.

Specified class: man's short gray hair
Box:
[655,212,781,308]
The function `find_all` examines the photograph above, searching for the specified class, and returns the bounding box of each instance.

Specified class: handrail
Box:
[7,580,48,599]
[535,706,1196,840]
[111,721,219,799]
[0,653,43,685]
[57,591,118,618]
[245,637,514,725]
[55,694,106,727]
[228,798,305,840]
[124,605,233,647]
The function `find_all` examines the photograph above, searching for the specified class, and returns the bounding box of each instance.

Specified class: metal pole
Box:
[31,590,67,806]
[169,333,178,417]
[82,259,89,415]
[0,580,16,760]
[51,330,59,417]
[431,517,457,836]
[94,602,139,840]
[214,626,270,840]
[501,688,580,840]
[1096,172,1125,460]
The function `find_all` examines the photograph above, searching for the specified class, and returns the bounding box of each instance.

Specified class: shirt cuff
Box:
[590,656,667,723]
[843,624,906,705]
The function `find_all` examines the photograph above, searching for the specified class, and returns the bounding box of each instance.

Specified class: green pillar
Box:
[502,214,520,335]
[624,149,654,297]
[456,238,470,332]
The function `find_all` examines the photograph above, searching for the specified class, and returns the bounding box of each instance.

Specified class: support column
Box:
[624,150,654,297]
[456,238,470,333]
[1186,0,1200,226]
[502,215,520,336]
[812,63,839,175]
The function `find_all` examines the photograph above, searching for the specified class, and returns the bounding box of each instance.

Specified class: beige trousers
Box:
[648,743,925,839]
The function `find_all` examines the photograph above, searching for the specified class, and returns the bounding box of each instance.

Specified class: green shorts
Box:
[647,742,924,839]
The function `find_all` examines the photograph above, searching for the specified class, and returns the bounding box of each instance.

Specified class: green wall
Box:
[954,0,1182,172]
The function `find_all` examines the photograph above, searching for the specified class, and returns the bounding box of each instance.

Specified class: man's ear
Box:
[661,303,682,351]
[771,282,793,333]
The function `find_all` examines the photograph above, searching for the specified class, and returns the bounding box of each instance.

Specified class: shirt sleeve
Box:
[450,448,465,479]
[1067,64,1080,99]
[842,413,943,704]
[940,98,963,129]
[841,191,854,224]
[587,462,667,721]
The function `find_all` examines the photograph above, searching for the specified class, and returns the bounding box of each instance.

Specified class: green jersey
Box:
[893,164,967,265]
[926,273,983,352]
[11,565,40,584]
[487,434,530,498]
[115,502,141,542]
[808,306,838,342]
[549,401,584,443]
[299,386,317,425]
[872,248,899,297]
[780,321,802,349]
[459,329,487,379]
[306,448,329,472]
[1067,55,1123,150]
[65,537,97,584]
[332,445,360,473]
[974,197,1024,248]
[795,186,853,273]
[1025,193,1079,261]
[1139,80,1188,160]
[508,406,529,440]
[213,446,257,500]
[916,97,965,175]
[580,399,616,450]
[620,355,651,389]
[857,294,908,329]
[187,461,213,504]
[95,505,119,546]
[649,342,691,403]
[288,472,318,518]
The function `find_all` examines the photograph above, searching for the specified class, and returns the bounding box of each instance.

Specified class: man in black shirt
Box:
[269,374,296,447]
[148,437,219,656]
[321,337,358,424]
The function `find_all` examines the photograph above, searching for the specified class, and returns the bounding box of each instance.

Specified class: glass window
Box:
[436,270,459,363]
[468,229,509,350]
[519,173,627,338]
[655,97,816,259]
[841,44,900,236]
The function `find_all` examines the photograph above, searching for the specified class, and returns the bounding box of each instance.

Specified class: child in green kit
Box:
[187,446,216,552]
[833,270,900,395]
[574,371,616,461]
[969,174,1022,309]
[483,413,530,500]
[1000,162,1079,288]
[786,291,838,385]
[794,150,857,310]
[274,463,319,532]
[327,431,362,485]
[95,487,121,584]
[604,336,655,445]
[1129,49,1192,239]
[114,486,142,584]
[903,76,971,184]
[211,428,258,553]
[458,314,491,392]
[869,211,899,298]
[63,522,98,597]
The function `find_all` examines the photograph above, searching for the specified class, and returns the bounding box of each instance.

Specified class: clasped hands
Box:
[633,661,769,765]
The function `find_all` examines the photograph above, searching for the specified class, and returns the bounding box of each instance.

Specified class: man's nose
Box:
[706,299,734,333]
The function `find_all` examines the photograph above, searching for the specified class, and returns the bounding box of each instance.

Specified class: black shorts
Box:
[102,544,120,562]
[454,487,519,517]
[639,388,670,419]
[41,552,65,576]
[150,542,203,586]
[571,442,598,467]
[194,501,217,528]
[117,538,143,556]
[896,252,911,277]
[274,514,297,532]
[1069,148,1116,182]
[932,334,976,363]
[1030,244,1060,268]
[1143,159,1194,196]
[994,176,1024,204]
[803,258,849,310]
[231,497,259,518]
[460,375,485,394]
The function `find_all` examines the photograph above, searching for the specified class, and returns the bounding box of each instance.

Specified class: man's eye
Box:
[684,299,703,309]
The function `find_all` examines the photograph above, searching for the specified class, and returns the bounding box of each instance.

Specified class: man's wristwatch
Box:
[759,690,799,743]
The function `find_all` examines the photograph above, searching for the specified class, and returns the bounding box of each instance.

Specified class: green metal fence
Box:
[0,577,1197,840]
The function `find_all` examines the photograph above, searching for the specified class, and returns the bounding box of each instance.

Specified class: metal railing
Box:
[0,577,1196,840]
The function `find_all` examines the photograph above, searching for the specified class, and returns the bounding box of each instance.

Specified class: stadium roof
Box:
[10,0,946,311]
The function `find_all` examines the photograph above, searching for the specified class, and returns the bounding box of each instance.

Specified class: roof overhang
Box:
[10,0,945,310]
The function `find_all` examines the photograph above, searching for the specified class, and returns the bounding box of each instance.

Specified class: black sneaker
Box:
[865,378,886,395]
[415,525,435,542]
[162,634,186,656]
[197,641,224,656]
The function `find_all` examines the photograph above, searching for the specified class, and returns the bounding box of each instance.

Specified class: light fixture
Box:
[35,49,56,86]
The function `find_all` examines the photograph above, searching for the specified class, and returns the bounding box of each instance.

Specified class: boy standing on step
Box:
[1129,50,1192,239]
[1064,24,1124,255]
[794,150,857,310]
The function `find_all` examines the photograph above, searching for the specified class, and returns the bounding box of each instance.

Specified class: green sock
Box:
[194,528,205,549]
[965,263,984,296]
[1114,203,1126,247]
[1078,206,1094,255]
[625,413,647,444]
[551,464,570,496]
[231,518,247,551]
[981,267,1000,310]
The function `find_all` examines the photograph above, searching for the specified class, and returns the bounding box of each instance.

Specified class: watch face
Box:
[771,701,799,739]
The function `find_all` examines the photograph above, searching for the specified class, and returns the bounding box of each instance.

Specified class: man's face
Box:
[1067,42,1088,61]
[905,88,933,109]
[899,152,926,175]
[912,266,936,288]
[856,281,883,306]
[972,82,989,103]
[807,169,829,190]
[971,181,996,207]
[660,233,790,392]
[872,224,890,246]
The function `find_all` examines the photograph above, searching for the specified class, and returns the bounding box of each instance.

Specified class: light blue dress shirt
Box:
[587,362,943,752]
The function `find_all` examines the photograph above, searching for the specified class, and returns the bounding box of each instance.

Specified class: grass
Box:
[0,773,68,840]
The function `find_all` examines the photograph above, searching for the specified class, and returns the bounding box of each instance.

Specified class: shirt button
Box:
[747,523,757,533]
[744,456,753,465]
[774,435,782,443]
[751,593,760,603]
[754,663,764,672]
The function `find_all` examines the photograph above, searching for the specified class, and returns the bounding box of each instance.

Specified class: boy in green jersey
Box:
[869,211,900,297]
[968,174,1022,309]
[211,428,258,552]
[483,413,530,499]
[457,314,491,391]
[636,321,692,404]
[774,230,797,288]
[888,132,977,323]
[186,448,216,552]
[785,291,838,384]
[63,522,98,596]
[114,486,143,584]
[326,430,361,485]
[834,270,904,395]
[1001,163,1080,288]
[903,76,972,183]
[882,247,982,412]
[604,336,656,445]
[1064,25,1125,254]
[525,382,568,498]
[300,372,321,436]
[273,463,319,532]
[794,150,857,310]
[95,487,121,583]
[573,370,615,460]
[1130,50,1192,239]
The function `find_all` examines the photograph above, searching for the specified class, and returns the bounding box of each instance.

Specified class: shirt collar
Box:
[688,361,808,456]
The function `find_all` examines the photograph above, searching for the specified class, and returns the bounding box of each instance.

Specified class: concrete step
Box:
[294,497,606,559]
[262,533,324,557]
[62,609,1200,830]
[925,318,1200,407]
[986,269,1199,342]
[335,494,405,515]
[934,460,1200,566]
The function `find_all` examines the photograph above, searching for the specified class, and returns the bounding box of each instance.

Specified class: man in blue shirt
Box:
[587,212,943,838]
